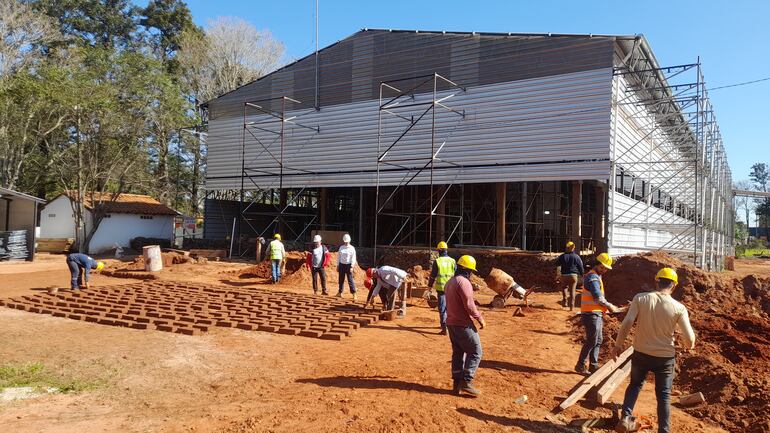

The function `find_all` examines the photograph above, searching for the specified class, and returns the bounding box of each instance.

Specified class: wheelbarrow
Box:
[484,268,535,308]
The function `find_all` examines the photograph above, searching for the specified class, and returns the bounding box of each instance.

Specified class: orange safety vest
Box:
[581,270,608,314]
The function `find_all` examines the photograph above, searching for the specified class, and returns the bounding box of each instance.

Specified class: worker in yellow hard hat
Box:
[555,241,585,310]
[66,253,105,291]
[575,252,621,374]
[266,233,285,283]
[443,255,485,397]
[428,241,456,335]
[612,267,696,433]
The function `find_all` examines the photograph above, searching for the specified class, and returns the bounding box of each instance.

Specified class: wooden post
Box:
[256,237,263,262]
[496,182,506,246]
[521,182,527,250]
[594,183,606,252]
[570,181,583,251]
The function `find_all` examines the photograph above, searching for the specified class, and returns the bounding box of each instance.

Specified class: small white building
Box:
[0,187,46,260]
[39,193,178,254]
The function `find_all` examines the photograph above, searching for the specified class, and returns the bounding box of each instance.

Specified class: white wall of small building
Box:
[39,195,78,239]
[89,214,174,253]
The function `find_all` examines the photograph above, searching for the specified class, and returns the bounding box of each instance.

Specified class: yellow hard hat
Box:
[655,267,678,285]
[457,255,477,272]
[274,233,281,240]
[596,252,613,270]
[566,241,575,249]
[96,261,105,271]
[437,241,448,250]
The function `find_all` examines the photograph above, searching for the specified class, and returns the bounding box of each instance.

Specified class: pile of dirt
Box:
[238,252,368,290]
[582,252,770,433]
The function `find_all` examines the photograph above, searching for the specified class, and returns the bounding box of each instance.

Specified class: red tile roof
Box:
[62,192,179,216]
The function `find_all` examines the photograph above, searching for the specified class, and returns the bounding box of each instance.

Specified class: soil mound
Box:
[238,252,367,290]
[588,252,770,433]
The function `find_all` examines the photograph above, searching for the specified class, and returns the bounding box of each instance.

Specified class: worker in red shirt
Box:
[444,255,486,397]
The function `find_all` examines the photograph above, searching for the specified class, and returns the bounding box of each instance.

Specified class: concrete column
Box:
[318,187,328,230]
[435,185,446,244]
[521,182,527,250]
[496,182,506,246]
[570,181,583,251]
[279,189,287,236]
[594,183,606,252]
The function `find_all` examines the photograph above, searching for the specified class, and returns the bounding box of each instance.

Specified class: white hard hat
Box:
[313,234,322,242]
[342,234,351,243]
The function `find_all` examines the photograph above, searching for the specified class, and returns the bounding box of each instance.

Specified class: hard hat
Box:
[274,233,281,240]
[457,255,477,272]
[655,267,678,285]
[366,267,376,278]
[436,241,448,250]
[96,261,105,271]
[343,234,351,243]
[596,252,613,270]
[313,234,322,243]
[364,278,373,290]
[566,241,575,249]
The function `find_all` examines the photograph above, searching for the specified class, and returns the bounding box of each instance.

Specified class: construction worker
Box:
[306,234,330,295]
[556,241,584,310]
[266,233,285,283]
[66,253,104,290]
[612,268,696,433]
[336,234,357,300]
[575,252,621,374]
[364,265,407,310]
[427,241,456,335]
[444,255,485,397]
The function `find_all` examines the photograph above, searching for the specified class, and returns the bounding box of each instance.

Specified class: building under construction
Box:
[202,29,733,270]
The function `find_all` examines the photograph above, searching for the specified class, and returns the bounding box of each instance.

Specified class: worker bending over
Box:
[364,265,407,311]
[613,268,695,433]
[337,234,357,300]
[266,234,285,284]
[444,255,485,397]
[306,234,330,295]
[66,253,104,290]
[556,241,584,310]
[427,241,456,335]
[575,253,621,374]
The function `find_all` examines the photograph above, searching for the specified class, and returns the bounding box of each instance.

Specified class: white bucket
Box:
[143,245,163,272]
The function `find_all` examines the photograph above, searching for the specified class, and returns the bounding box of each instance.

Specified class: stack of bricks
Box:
[0,281,379,340]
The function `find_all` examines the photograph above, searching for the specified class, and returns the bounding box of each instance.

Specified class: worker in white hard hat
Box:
[427,241,456,335]
[612,267,695,433]
[66,253,105,290]
[306,234,330,295]
[336,234,357,300]
[575,252,622,374]
[266,233,285,283]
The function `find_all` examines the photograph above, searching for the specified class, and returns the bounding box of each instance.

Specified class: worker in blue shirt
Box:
[575,253,621,374]
[555,241,585,310]
[66,253,105,290]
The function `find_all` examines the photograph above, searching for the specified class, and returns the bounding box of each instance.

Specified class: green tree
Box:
[139,0,201,72]
[750,162,769,192]
[26,0,139,48]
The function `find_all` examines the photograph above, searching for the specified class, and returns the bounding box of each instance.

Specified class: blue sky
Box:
[183,0,769,183]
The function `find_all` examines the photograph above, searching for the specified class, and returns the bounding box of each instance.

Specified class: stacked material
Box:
[0,230,28,261]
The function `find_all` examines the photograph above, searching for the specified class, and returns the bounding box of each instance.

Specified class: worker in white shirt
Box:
[364,265,407,311]
[612,267,696,433]
[336,234,357,300]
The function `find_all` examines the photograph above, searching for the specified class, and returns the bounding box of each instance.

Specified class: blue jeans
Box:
[577,313,603,369]
[337,263,356,294]
[437,292,447,330]
[271,259,282,282]
[67,258,81,289]
[447,324,482,383]
[622,351,675,433]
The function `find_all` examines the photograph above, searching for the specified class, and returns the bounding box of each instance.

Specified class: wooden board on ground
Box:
[556,346,634,412]
[37,238,74,253]
[595,359,632,404]
[162,248,190,256]
[189,249,227,259]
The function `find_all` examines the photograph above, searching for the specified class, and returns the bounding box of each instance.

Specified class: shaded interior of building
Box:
[204,180,607,254]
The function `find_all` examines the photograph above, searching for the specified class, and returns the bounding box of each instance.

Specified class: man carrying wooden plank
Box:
[611,267,696,433]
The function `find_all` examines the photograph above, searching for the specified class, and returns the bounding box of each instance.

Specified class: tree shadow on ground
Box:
[296,375,453,396]
[479,359,577,375]
[218,279,261,287]
[456,407,568,433]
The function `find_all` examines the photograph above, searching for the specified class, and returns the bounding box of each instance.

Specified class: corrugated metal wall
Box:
[206,67,614,190]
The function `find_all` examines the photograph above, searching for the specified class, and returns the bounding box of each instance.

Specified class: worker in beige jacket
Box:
[612,267,696,433]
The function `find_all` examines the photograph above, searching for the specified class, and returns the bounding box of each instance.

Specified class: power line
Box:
[707,77,770,91]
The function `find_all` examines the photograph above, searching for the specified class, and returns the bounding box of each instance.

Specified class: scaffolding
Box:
[609,45,733,270]
[373,73,466,262]
[237,97,320,255]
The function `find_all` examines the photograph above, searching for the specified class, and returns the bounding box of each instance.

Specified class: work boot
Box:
[352,293,358,301]
[336,292,343,298]
[439,328,447,335]
[314,290,318,295]
[575,364,588,374]
[322,291,328,296]
[588,365,599,374]
[615,415,638,433]
[452,380,461,395]
[458,380,480,398]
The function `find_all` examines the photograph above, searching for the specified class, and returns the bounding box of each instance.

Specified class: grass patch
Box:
[0,362,102,393]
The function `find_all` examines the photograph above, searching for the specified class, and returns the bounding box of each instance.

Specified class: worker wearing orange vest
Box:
[575,252,621,374]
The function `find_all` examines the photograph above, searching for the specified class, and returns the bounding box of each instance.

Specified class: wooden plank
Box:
[595,359,632,404]
[557,346,634,411]
[189,249,227,258]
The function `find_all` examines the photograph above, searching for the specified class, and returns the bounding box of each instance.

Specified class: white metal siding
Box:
[89,214,174,254]
[206,68,613,190]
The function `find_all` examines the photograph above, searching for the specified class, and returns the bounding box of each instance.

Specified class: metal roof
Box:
[0,187,45,203]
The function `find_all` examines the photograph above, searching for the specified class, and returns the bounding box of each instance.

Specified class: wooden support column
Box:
[435,185,446,243]
[318,187,328,230]
[496,182,506,246]
[594,183,606,252]
[521,182,527,250]
[570,181,583,251]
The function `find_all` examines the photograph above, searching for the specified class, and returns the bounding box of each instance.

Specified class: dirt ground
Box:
[0,253,743,432]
